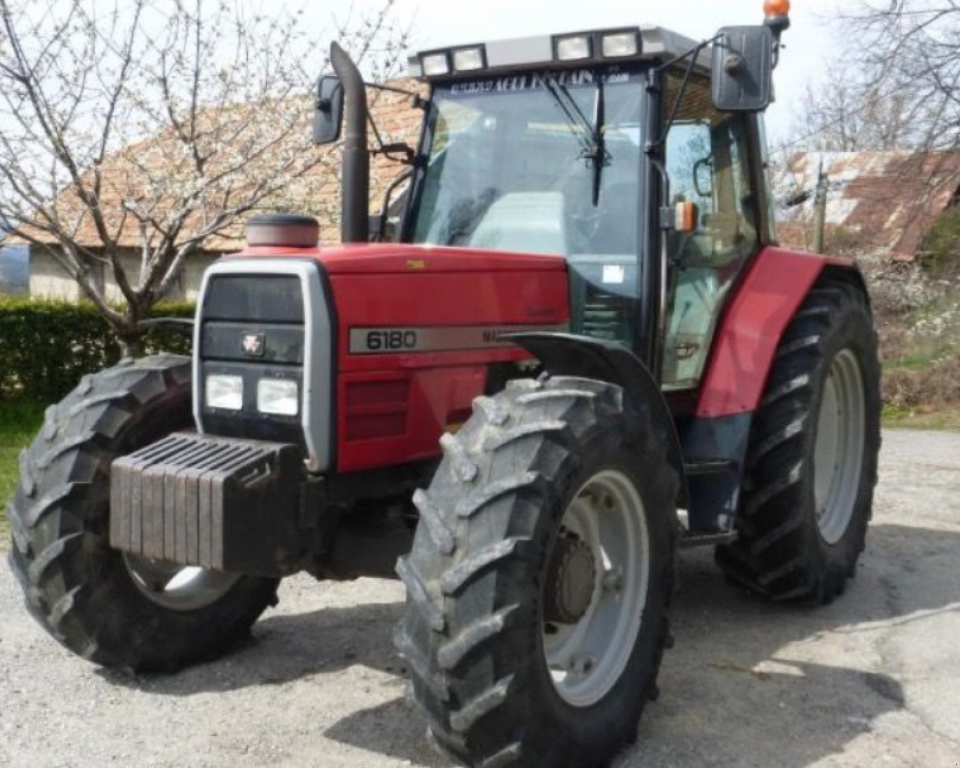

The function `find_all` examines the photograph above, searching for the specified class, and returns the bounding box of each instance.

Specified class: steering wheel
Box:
[569,206,603,246]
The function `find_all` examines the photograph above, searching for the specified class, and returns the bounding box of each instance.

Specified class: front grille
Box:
[193,260,335,473]
[199,273,306,445]
[202,275,304,323]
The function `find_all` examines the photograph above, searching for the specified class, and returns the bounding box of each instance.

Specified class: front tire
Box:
[395,377,678,768]
[717,277,881,602]
[8,355,279,672]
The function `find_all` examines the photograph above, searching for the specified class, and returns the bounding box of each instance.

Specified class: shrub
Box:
[919,205,960,277]
[883,357,960,409]
[0,298,193,402]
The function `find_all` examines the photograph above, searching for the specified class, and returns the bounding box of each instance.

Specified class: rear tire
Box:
[395,377,678,768]
[717,277,881,602]
[7,355,279,672]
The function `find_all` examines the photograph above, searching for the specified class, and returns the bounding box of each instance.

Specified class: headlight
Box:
[206,375,243,411]
[258,379,299,416]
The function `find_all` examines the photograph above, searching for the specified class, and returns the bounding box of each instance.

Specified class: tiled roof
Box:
[774,151,960,259]
[16,80,424,253]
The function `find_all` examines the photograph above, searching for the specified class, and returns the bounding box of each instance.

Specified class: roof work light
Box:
[555,35,593,61]
[601,31,640,58]
[452,46,486,72]
[420,52,451,77]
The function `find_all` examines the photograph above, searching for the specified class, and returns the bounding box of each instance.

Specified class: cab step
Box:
[680,530,738,549]
[683,459,737,476]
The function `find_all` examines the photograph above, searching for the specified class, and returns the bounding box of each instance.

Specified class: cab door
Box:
[661,72,763,391]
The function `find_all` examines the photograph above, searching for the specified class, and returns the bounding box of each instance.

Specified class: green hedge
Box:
[922,205,960,276]
[0,298,194,402]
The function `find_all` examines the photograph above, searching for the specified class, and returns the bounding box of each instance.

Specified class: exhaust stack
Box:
[330,43,370,244]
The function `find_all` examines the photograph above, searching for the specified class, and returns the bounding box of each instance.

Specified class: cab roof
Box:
[408,26,709,81]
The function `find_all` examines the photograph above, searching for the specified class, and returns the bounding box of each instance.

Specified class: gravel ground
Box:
[1,429,958,768]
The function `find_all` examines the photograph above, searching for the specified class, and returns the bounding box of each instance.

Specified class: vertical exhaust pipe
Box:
[330,43,370,243]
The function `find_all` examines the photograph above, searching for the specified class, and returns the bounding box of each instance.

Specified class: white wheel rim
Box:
[123,554,240,611]
[814,349,866,545]
[542,470,650,708]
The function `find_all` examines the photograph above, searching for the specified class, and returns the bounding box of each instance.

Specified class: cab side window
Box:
[661,72,760,390]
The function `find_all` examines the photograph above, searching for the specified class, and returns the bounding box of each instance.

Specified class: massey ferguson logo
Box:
[242,333,265,357]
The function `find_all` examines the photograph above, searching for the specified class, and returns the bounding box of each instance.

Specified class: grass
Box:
[882,403,960,432]
[877,290,960,430]
[0,400,45,545]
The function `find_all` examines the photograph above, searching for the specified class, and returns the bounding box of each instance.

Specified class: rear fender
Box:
[509,332,687,504]
[697,247,866,418]
[683,248,868,530]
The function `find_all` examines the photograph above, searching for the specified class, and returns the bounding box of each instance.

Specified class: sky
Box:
[298,0,843,141]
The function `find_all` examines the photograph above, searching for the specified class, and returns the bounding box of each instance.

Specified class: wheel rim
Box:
[542,470,650,708]
[813,349,866,545]
[123,554,240,611]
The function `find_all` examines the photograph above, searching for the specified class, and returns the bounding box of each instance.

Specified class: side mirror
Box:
[711,26,774,113]
[693,157,714,199]
[313,75,344,145]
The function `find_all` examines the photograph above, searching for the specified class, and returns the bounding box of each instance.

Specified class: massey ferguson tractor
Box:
[9,2,881,766]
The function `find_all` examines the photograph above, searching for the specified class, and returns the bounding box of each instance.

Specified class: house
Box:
[17,82,422,302]
[774,151,960,260]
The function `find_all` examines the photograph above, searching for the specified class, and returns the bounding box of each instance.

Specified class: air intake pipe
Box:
[330,42,370,243]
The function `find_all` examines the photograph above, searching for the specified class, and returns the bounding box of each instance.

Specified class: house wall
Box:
[29,245,222,304]
[29,248,81,301]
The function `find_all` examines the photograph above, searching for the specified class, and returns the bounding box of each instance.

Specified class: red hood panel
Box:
[222,242,571,475]
[229,244,567,274]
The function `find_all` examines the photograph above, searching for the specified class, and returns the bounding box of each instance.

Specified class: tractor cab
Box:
[318,20,783,394]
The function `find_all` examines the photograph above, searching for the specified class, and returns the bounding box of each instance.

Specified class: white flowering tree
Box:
[0,0,408,353]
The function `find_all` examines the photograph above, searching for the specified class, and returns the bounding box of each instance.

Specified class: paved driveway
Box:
[1,430,958,768]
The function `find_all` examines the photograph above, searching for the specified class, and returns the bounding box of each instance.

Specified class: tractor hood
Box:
[204,242,571,473]
[226,242,568,275]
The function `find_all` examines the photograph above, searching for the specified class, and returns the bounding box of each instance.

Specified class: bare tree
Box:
[788,62,923,151]
[842,0,960,151]
[0,0,408,353]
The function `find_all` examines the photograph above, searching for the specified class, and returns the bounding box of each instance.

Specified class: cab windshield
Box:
[412,68,645,262]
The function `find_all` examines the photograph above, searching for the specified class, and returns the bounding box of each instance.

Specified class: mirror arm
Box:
[373,143,420,165]
[372,168,415,242]
[652,34,722,77]
[363,81,426,102]
[367,111,420,167]
[646,39,717,155]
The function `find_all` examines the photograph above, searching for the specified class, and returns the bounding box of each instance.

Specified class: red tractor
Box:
[9,3,880,767]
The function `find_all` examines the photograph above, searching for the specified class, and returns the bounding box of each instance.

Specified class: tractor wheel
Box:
[7,355,279,672]
[395,377,678,768]
[717,277,881,603]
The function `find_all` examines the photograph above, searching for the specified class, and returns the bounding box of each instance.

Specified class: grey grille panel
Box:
[193,259,334,473]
